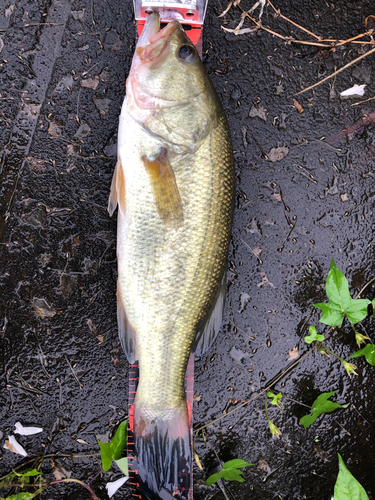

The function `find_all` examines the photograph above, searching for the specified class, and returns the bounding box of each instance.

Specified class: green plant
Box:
[0,468,98,500]
[265,392,282,438]
[206,459,253,486]
[333,453,369,500]
[97,420,128,475]
[299,391,348,429]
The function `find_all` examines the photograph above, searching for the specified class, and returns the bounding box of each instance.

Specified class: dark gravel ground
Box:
[1,0,375,499]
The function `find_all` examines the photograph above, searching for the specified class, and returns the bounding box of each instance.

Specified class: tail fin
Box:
[133,400,192,500]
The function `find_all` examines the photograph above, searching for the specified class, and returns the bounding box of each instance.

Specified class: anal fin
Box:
[117,281,137,363]
[142,147,183,227]
[108,158,126,217]
[192,272,227,357]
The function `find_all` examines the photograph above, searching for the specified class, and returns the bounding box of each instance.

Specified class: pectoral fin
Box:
[117,282,137,363]
[142,147,183,227]
[192,272,227,356]
[108,158,126,217]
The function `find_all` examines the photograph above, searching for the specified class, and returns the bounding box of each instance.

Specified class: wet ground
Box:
[1,0,375,499]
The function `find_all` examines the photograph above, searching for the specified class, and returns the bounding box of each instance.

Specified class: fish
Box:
[108,11,235,500]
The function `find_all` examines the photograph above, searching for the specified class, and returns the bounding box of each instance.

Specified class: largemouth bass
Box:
[108,11,235,499]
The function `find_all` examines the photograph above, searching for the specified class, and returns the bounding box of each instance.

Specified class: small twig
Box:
[267,0,322,40]
[335,30,374,47]
[65,355,83,389]
[296,46,375,95]
[355,277,375,299]
[351,96,375,107]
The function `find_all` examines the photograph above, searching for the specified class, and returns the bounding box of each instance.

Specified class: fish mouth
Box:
[135,13,179,63]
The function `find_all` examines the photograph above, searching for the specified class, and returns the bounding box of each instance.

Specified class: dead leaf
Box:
[271,192,282,202]
[257,458,271,473]
[87,318,97,334]
[257,272,275,288]
[193,394,202,402]
[81,77,99,90]
[48,120,62,138]
[340,193,348,202]
[288,346,299,361]
[249,105,268,122]
[33,298,56,319]
[267,146,289,162]
[93,97,111,115]
[97,335,104,344]
[53,462,72,480]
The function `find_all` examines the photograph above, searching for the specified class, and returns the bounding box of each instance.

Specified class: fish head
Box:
[126,12,221,152]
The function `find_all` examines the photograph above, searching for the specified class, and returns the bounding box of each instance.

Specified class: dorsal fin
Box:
[142,147,183,227]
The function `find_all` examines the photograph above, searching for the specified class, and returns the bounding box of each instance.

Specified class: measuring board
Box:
[127,354,195,499]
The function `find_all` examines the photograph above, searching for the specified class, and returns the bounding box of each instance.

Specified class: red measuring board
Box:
[127,355,195,499]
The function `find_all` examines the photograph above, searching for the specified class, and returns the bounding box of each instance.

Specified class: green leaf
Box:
[344,299,371,324]
[1,494,36,500]
[98,441,112,472]
[114,457,129,476]
[333,453,369,500]
[299,391,346,429]
[98,420,128,472]
[267,392,283,407]
[325,259,351,310]
[305,325,325,343]
[222,459,253,469]
[350,344,375,366]
[110,421,127,461]
[206,459,253,486]
[313,303,343,326]
[221,469,245,482]
[14,470,41,478]
[206,472,222,487]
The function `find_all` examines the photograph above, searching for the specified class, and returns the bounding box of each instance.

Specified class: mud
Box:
[1,0,375,499]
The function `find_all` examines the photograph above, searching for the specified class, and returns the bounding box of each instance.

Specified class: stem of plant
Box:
[8,478,99,500]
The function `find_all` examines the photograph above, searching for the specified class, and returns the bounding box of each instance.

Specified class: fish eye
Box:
[178,44,195,62]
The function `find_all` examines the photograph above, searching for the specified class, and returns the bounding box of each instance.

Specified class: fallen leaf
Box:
[193,394,202,402]
[87,318,97,334]
[93,97,111,115]
[238,292,251,313]
[53,462,72,480]
[288,347,299,361]
[257,272,275,288]
[74,122,91,139]
[33,298,56,319]
[267,146,289,162]
[249,105,268,122]
[257,458,271,473]
[81,77,99,89]
[340,193,348,202]
[48,120,62,138]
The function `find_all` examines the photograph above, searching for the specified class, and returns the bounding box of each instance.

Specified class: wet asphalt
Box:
[1,0,375,499]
